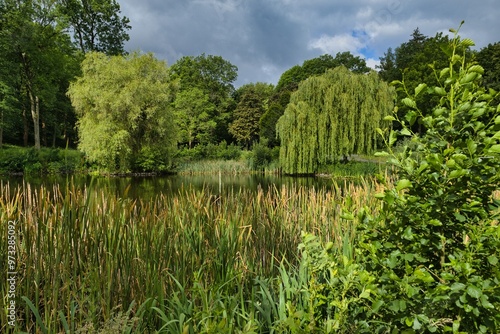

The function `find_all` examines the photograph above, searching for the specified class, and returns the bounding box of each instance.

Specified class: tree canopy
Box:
[170,54,238,144]
[68,52,177,172]
[58,0,131,55]
[475,42,500,93]
[377,28,464,133]
[276,66,394,174]
[229,82,273,148]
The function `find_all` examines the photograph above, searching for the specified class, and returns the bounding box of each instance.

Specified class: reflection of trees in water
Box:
[1,174,340,201]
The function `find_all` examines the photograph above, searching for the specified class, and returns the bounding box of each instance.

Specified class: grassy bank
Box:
[0,178,383,333]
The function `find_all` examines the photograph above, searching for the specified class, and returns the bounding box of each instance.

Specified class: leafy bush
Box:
[296,25,500,333]
[175,141,242,163]
[0,146,84,174]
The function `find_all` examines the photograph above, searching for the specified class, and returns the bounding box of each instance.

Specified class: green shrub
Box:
[0,146,84,174]
[298,24,500,333]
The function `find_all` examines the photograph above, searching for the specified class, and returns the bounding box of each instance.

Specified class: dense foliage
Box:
[277,66,394,174]
[0,0,130,150]
[298,26,500,332]
[68,52,177,172]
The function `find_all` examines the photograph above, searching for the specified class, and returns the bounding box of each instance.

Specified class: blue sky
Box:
[119,0,500,87]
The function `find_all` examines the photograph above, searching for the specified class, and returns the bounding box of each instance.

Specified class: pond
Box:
[0,173,338,200]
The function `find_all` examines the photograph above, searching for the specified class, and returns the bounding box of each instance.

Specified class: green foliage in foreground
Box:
[298,25,500,333]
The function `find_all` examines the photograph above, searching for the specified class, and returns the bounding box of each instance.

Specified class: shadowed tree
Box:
[58,0,131,55]
[229,83,273,148]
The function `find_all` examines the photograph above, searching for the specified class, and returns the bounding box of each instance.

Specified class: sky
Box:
[119,0,500,87]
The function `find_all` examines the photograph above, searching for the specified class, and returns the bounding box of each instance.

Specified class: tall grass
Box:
[0,177,384,332]
[176,159,251,175]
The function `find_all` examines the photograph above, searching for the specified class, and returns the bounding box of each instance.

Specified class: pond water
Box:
[0,173,337,200]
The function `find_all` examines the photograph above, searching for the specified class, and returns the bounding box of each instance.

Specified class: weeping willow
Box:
[276,66,395,174]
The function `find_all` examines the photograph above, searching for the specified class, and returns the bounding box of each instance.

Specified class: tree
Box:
[58,0,131,55]
[259,102,283,147]
[268,52,371,149]
[229,83,273,148]
[377,47,398,82]
[276,66,394,174]
[475,42,500,93]
[68,52,177,172]
[276,52,370,92]
[378,28,457,133]
[173,88,216,148]
[170,54,238,144]
[0,0,76,149]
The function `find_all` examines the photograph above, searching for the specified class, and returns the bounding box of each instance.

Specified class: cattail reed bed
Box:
[0,178,383,332]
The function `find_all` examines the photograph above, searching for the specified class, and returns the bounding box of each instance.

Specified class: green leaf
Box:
[414,83,427,97]
[340,212,354,220]
[466,285,482,299]
[389,130,397,146]
[480,295,494,309]
[396,179,412,191]
[359,289,371,299]
[22,296,49,334]
[404,110,418,126]
[467,139,477,154]
[460,38,475,48]
[449,169,467,178]
[434,87,447,96]
[413,317,422,330]
[460,72,478,84]
[468,64,484,75]
[384,115,396,121]
[400,128,412,136]
[454,212,466,222]
[450,282,466,292]
[440,67,450,79]
[402,97,417,109]
[374,151,390,157]
[487,255,498,266]
[488,144,500,153]
[372,300,384,312]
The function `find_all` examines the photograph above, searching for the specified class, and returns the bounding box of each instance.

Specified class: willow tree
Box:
[68,52,177,172]
[276,66,395,174]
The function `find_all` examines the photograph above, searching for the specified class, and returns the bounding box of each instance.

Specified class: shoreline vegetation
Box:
[0,144,385,178]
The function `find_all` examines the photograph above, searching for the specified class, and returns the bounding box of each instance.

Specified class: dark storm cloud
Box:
[118,0,500,86]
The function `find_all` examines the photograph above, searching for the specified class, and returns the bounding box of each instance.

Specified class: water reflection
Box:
[1,174,337,200]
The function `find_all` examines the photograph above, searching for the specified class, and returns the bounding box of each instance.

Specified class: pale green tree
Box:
[276,66,395,174]
[174,88,216,148]
[68,52,177,172]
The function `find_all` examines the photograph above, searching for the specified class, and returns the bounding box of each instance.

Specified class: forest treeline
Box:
[1,0,499,173]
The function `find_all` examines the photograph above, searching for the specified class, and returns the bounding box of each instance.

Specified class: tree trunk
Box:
[23,107,29,146]
[30,93,40,150]
[52,122,57,147]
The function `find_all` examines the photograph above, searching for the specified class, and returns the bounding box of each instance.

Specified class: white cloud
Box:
[366,58,380,70]
[308,33,366,55]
